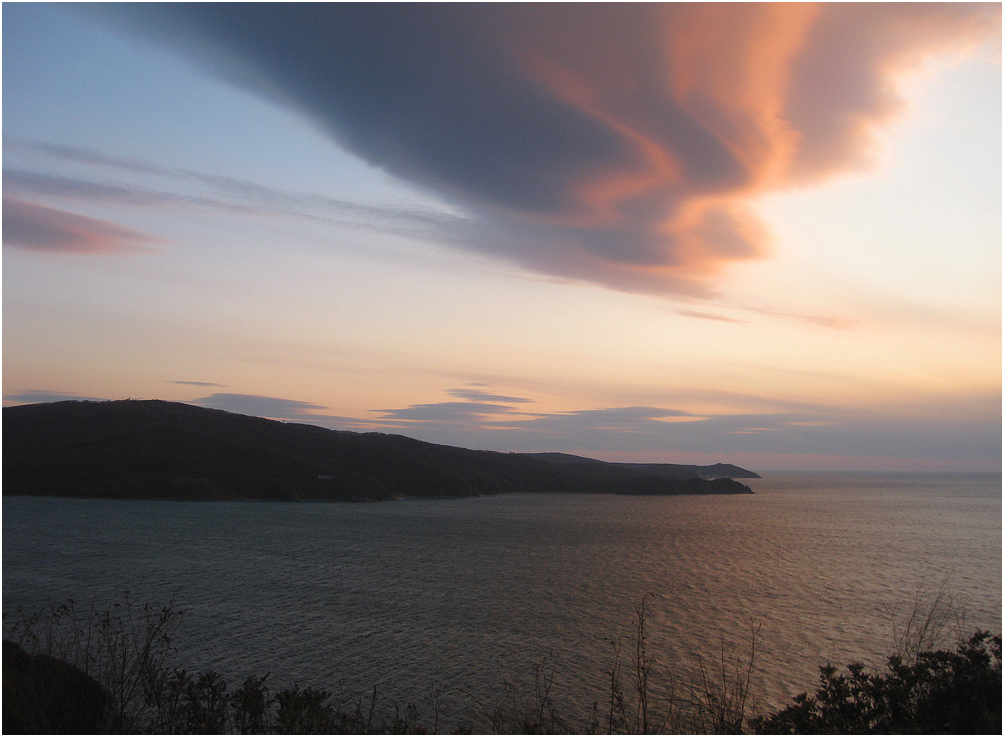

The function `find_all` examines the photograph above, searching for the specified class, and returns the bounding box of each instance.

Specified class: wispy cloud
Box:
[2,197,162,255]
[308,387,1001,464]
[193,393,329,419]
[672,303,860,330]
[514,406,698,431]
[738,304,864,330]
[676,309,748,325]
[446,387,534,404]
[3,168,259,214]
[168,380,227,388]
[377,401,524,424]
[6,139,169,176]
[9,386,988,466]
[188,392,381,430]
[4,390,108,404]
[358,399,817,454]
[94,3,998,295]
[5,138,476,244]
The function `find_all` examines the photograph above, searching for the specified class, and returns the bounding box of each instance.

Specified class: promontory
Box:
[3,400,757,501]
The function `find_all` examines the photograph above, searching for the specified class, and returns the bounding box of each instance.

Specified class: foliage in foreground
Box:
[1,594,756,734]
[3,593,1001,734]
[752,631,1001,734]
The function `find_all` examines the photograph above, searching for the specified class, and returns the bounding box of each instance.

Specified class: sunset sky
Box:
[3,3,1001,471]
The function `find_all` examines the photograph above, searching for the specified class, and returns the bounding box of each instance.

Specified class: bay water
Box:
[3,472,1000,729]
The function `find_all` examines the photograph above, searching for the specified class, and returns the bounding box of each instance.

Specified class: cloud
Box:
[5,168,168,205]
[676,309,748,325]
[5,139,169,176]
[3,168,258,214]
[13,385,979,467]
[378,401,522,424]
[187,392,386,431]
[6,138,475,244]
[736,303,863,330]
[362,397,1001,464]
[193,393,329,419]
[3,390,108,404]
[302,382,1000,465]
[188,392,409,431]
[7,384,995,466]
[96,3,999,295]
[2,197,162,254]
[446,387,533,404]
[362,399,788,452]
[515,406,698,431]
[168,380,227,388]
[782,3,1001,181]
[368,401,712,449]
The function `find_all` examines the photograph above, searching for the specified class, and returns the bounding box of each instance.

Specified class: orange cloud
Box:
[783,2,1001,181]
[496,3,998,290]
[662,2,818,189]
[102,3,1000,293]
[2,197,162,255]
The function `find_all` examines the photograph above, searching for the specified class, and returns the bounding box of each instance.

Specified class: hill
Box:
[2,400,755,501]
[523,452,760,480]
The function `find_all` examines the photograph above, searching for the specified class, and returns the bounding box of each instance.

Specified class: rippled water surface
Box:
[3,472,1001,728]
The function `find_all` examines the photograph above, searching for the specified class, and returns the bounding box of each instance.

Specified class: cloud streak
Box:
[7,387,994,467]
[3,390,108,404]
[378,401,524,424]
[193,393,328,419]
[5,139,476,246]
[3,168,258,214]
[2,197,162,255]
[179,388,1000,465]
[676,309,748,325]
[365,394,1000,464]
[446,387,533,404]
[98,3,998,295]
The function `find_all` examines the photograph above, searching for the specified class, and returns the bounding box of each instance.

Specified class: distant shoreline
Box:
[4,400,755,502]
[3,487,756,504]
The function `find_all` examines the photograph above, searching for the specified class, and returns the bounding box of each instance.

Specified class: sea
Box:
[2,471,1001,731]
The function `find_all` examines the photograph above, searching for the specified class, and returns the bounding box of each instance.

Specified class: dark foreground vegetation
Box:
[747,630,1001,734]
[3,400,755,501]
[3,595,999,734]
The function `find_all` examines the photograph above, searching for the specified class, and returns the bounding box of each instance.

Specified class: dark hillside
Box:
[524,453,760,479]
[613,462,760,479]
[3,400,754,501]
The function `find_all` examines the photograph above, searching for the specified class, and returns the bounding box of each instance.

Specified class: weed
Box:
[4,590,997,734]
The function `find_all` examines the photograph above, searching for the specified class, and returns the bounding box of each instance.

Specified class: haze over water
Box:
[4,472,1000,730]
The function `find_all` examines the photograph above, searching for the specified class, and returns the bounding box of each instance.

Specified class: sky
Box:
[2,2,1001,472]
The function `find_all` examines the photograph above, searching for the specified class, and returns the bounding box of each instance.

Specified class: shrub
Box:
[749,631,1002,734]
[5,592,999,734]
[3,593,182,731]
[2,640,120,733]
[228,673,273,734]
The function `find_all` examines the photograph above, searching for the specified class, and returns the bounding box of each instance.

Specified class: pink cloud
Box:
[495,3,999,291]
[2,197,162,255]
